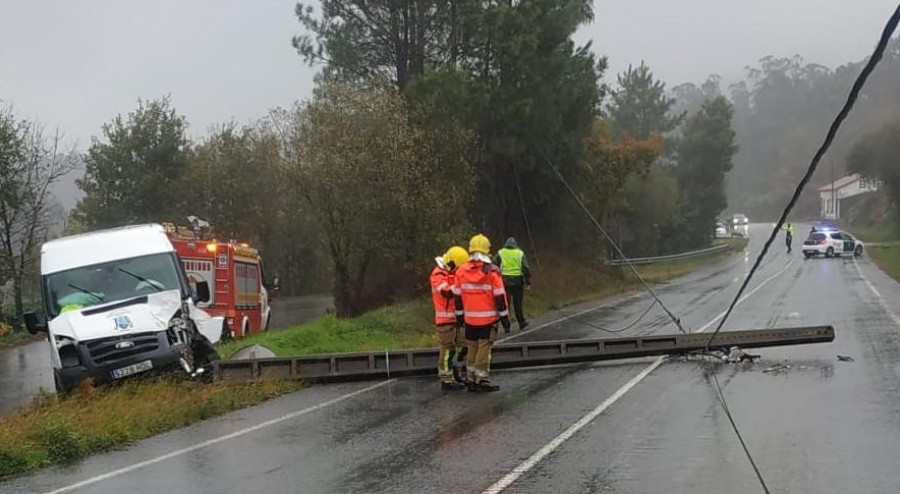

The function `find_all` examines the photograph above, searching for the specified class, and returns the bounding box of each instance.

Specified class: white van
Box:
[25,224,223,393]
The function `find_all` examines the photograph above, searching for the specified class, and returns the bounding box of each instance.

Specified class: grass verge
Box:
[0,328,44,349]
[0,378,301,479]
[0,238,744,480]
[220,238,748,359]
[867,245,900,281]
[849,219,900,282]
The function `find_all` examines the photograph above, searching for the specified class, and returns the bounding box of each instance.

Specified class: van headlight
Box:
[55,335,81,368]
[167,314,190,345]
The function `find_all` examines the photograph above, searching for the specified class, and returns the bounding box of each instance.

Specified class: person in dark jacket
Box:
[493,237,531,332]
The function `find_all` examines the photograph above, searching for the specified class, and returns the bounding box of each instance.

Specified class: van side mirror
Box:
[194,281,211,304]
[24,312,47,335]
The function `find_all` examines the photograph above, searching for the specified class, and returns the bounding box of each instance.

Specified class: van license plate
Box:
[110,360,153,379]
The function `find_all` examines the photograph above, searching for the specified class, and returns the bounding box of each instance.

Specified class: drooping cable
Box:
[512,161,541,268]
[699,6,900,494]
[568,299,659,334]
[538,149,687,334]
[705,4,900,350]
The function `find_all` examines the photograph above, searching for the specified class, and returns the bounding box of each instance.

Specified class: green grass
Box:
[866,244,900,281]
[848,218,900,283]
[220,238,748,359]
[848,222,900,244]
[0,324,44,349]
[0,378,301,479]
[218,301,437,359]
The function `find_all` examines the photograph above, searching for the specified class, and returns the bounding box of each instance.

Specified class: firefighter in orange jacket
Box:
[431,246,470,391]
[453,234,510,392]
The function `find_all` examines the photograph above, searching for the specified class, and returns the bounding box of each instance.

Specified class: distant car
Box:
[802,229,864,258]
[715,223,728,238]
[731,214,749,226]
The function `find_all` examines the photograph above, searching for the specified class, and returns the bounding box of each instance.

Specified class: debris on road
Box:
[837,355,854,362]
[763,363,791,374]
[725,346,760,363]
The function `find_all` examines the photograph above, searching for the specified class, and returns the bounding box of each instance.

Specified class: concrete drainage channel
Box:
[215,325,835,383]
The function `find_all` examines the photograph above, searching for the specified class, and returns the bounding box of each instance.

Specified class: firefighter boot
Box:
[474,380,500,392]
[442,380,466,392]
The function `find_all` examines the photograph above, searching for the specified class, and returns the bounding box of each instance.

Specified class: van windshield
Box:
[44,253,183,318]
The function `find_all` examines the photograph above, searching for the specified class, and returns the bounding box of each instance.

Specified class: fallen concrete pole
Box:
[213,325,834,383]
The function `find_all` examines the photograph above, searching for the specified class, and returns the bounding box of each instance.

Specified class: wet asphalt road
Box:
[5,224,900,494]
[0,295,333,416]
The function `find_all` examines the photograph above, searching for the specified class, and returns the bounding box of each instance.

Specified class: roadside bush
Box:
[35,420,85,463]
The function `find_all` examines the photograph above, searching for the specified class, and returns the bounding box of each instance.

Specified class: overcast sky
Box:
[1,0,897,149]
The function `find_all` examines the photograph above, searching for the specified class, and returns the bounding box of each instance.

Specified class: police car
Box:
[802,229,864,259]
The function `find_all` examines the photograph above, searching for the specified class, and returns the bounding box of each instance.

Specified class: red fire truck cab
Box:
[164,223,271,339]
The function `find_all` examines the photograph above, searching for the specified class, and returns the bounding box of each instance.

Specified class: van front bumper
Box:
[57,331,186,392]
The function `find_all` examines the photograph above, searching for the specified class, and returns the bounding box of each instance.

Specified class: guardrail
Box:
[604,242,733,266]
[213,325,834,383]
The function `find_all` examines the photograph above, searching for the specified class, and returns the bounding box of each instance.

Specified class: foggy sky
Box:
[1,0,897,149]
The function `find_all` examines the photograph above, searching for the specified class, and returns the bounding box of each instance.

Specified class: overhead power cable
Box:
[538,149,686,334]
[568,299,659,334]
[705,4,900,349]
[701,6,900,494]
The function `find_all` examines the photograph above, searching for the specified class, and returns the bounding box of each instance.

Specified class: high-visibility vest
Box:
[497,247,524,277]
[453,260,508,327]
[430,266,456,325]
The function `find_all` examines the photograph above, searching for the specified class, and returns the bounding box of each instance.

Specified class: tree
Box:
[676,96,737,248]
[670,75,722,119]
[607,62,682,139]
[294,0,606,239]
[183,122,280,240]
[292,0,462,90]
[286,83,473,315]
[0,106,77,326]
[847,120,900,227]
[462,0,605,235]
[73,97,189,229]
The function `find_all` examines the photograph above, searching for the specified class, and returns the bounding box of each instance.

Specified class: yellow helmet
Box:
[443,246,469,270]
[468,234,491,255]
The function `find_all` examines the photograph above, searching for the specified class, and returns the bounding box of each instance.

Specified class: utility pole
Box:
[831,158,836,220]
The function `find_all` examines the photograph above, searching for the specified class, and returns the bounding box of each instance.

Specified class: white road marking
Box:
[42,379,395,494]
[480,356,666,494]
[696,258,796,333]
[853,258,900,326]
[480,256,796,494]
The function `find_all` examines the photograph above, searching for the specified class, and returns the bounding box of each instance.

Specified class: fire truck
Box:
[163,221,271,339]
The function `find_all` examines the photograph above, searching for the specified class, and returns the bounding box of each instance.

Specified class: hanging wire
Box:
[512,161,541,268]
[567,299,659,334]
[538,149,687,334]
[704,4,900,350]
[697,6,900,494]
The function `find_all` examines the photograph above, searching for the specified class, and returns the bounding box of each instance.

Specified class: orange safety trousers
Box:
[436,324,466,382]
[465,325,497,383]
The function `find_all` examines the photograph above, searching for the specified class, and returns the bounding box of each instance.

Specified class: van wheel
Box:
[193,336,220,383]
[825,247,834,258]
[53,369,65,394]
[855,245,863,257]
[803,253,812,259]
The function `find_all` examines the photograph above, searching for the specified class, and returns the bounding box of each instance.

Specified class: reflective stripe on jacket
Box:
[452,260,510,327]
[430,266,456,325]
